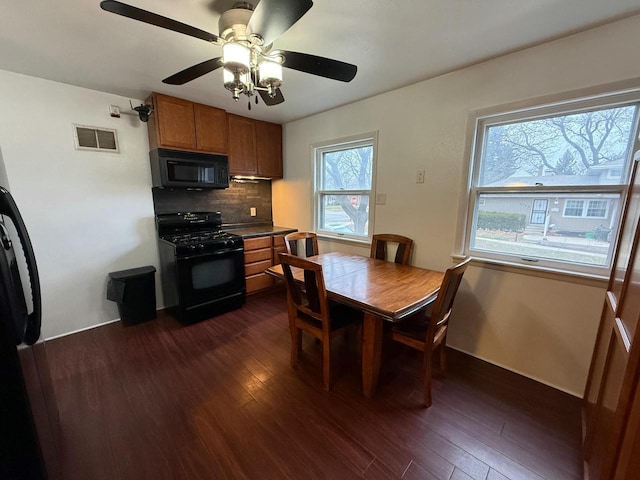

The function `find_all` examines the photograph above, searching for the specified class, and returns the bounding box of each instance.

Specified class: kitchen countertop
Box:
[226,225,298,239]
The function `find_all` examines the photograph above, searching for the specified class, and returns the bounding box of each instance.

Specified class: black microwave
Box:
[150,148,229,189]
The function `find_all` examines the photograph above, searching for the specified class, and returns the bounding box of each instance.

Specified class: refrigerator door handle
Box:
[0,187,41,345]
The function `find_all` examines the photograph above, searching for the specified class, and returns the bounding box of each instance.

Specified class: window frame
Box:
[312,132,378,242]
[562,199,586,218]
[459,89,640,278]
[561,199,609,219]
[585,200,609,219]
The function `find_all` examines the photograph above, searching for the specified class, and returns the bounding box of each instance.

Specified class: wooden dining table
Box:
[265,252,445,397]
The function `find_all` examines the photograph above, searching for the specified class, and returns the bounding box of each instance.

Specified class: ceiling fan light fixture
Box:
[100,0,357,109]
[222,42,250,74]
[258,60,283,90]
[223,68,251,101]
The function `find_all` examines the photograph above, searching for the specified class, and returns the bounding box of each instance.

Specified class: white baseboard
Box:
[447,345,583,399]
[44,307,166,342]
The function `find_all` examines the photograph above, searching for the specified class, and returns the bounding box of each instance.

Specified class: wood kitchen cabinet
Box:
[146,92,228,154]
[256,120,283,178]
[272,234,287,265]
[228,114,283,178]
[243,233,293,294]
[244,236,274,294]
[228,114,258,175]
[583,158,640,479]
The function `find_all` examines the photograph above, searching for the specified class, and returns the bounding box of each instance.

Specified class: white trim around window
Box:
[312,132,378,242]
[456,86,640,278]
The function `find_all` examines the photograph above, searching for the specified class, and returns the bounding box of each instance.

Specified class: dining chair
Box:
[285,231,319,258]
[370,234,413,265]
[389,257,471,407]
[279,252,362,390]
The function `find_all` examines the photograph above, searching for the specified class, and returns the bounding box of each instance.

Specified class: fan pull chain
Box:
[248,100,251,111]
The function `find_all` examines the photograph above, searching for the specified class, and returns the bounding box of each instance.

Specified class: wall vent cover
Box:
[73,125,119,153]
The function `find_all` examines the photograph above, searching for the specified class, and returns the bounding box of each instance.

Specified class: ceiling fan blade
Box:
[162,57,223,85]
[100,0,220,44]
[246,0,313,46]
[274,50,357,82]
[258,88,285,106]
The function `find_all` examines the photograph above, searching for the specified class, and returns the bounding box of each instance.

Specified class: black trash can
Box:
[106,266,157,325]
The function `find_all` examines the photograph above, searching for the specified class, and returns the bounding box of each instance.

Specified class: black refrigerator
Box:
[0,186,61,479]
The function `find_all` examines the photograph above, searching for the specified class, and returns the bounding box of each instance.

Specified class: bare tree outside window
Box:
[481,106,636,186]
[322,147,372,234]
[315,135,375,239]
[466,97,639,275]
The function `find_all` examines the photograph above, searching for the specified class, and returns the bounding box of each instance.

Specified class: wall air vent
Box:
[73,125,119,152]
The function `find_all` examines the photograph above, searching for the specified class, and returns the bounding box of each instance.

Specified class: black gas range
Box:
[156,212,245,323]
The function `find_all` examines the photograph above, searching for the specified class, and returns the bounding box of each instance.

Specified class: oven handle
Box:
[180,247,244,261]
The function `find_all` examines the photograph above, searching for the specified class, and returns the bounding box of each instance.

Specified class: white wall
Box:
[0,70,159,339]
[273,14,640,396]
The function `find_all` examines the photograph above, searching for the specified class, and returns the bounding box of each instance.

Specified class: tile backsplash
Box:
[152,179,272,225]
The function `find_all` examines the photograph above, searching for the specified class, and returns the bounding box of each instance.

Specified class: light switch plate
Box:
[250,207,257,216]
[376,193,387,205]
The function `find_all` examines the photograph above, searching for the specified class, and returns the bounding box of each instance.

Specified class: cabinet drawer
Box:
[244,236,272,251]
[245,259,272,277]
[246,273,273,293]
[273,246,287,265]
[273,235,286,247]
[245,248,272,264]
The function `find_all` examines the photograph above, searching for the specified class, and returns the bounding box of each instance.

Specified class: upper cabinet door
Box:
[153,93,196,150]
[228,114,257,176]
[256,120,283,178]
[194,103,228,154]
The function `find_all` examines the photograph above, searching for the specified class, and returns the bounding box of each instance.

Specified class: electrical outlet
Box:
[109,105,120,118]
[375,193,387,205]
[250,207,257,217]
[416,170,425,184]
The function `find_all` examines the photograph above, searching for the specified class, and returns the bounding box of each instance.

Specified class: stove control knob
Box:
[198,244,205,250]
[190,245,197,251]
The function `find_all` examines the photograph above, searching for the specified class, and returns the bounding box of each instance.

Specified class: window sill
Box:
[317,233,371,247]
[451,254,609,287]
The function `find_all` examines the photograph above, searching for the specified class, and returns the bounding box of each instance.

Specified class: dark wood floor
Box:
[47,289,583,480]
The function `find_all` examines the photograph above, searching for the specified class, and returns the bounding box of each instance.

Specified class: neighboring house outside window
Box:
[461,91,640,276]
[313,132,377,241]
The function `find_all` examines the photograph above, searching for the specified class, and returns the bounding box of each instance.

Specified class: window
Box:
[586,200,609,218]
[563,199,610,218]
[463,92,640,276]
[563,200,585,217]
[314,133,377,240]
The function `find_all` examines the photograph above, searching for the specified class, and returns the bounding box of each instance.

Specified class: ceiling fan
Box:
[100,0,358,108]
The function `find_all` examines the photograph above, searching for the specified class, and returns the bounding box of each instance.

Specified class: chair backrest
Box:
[279,252,329,327]
[370,234,413,265]
[429,257,471,334]
[285,232,319,258]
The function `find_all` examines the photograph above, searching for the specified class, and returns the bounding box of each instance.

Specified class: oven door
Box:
[176,247,245,307]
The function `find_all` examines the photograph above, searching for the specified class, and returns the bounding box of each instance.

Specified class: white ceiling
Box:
[2,0,640,124]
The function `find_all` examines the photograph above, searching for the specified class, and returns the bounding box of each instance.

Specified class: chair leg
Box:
[434,335,448,376]
[322,337,331,391]
[290,326,301,367]
[423,348,433,408]
[439,342,447,375]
